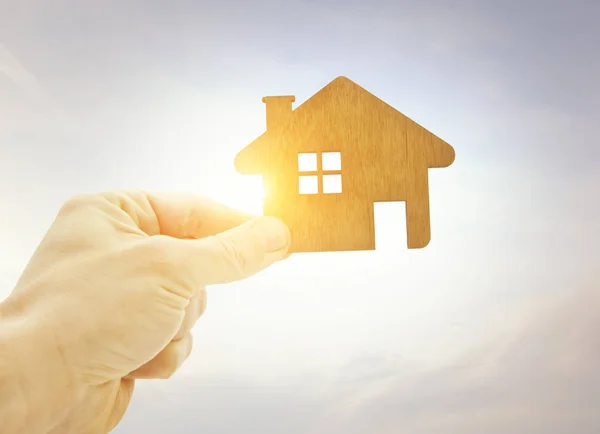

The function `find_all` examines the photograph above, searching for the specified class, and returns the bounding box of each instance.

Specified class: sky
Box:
[0,0,599,432]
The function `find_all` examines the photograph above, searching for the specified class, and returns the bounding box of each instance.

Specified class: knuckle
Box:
[145,235,174,259]
[157,362,177,379]
[141,236,181,275]
[158,337,192,379]
[138,237,197,300]
[183,289,207,325]
[146,361,176,380]
[59,191,132,215]
[197,289,207,317]
[59,193,98,215]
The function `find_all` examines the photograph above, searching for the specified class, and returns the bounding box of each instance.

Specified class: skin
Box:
[0,191,291,434]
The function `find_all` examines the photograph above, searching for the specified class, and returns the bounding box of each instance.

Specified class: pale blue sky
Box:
[1,0,599,432]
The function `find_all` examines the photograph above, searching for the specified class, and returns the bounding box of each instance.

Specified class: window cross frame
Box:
[298,152,342,195]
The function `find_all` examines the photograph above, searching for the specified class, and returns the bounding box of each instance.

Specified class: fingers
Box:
[124,333,194,380]
[106,379,135,433]
[171,216,291,286]
[64,191,260,239]
[174,287,207,340]
[119,289,205,381]
[144,191,257,239]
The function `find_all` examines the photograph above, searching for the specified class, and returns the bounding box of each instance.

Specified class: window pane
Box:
[299,175,318,194]
[323,174,342,194]
[322,152,341,171]
[298,153,317,172]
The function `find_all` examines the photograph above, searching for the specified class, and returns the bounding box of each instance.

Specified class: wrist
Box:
[0,298,82,433]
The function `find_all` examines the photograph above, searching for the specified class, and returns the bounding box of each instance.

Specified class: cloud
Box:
[114,282,600,434]
[309,282,600,434]
[0,43,45,99]
[114,374,331,434]
[0,43,70,137]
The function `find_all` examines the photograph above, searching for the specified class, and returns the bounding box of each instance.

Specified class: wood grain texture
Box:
[235,76,455,253]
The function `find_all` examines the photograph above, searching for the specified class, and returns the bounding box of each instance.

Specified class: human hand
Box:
[0,191,290,434]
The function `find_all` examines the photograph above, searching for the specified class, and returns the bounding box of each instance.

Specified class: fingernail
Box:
[251,217,291,252]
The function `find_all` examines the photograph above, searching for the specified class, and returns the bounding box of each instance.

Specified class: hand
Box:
[0,191,290,434]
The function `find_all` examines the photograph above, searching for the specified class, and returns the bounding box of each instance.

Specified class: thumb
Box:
[176,216,291,286]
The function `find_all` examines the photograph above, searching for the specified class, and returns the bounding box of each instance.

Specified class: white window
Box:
[298,152,342,195]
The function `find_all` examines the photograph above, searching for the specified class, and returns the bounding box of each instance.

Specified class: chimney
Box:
[262,95,295,130]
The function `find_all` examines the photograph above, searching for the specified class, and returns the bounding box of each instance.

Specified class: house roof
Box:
[235,76,455,175]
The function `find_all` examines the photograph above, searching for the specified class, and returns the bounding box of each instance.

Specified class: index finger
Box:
[103,191,257,239]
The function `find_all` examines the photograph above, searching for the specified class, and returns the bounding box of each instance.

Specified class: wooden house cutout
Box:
[235,76,455,253]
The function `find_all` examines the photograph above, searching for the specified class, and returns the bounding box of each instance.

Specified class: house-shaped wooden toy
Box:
[235,76,455,253]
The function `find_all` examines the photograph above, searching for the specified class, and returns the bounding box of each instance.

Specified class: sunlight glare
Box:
[202,173,265,215]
